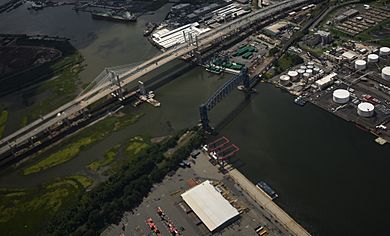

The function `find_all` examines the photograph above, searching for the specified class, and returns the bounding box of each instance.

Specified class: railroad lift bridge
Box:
[199,67,252,131]
[0,0,321,163]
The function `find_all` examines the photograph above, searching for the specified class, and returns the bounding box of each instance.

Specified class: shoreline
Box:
[226,165,311,236]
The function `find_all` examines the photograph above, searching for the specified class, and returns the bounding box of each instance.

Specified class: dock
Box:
[228,168,311,236]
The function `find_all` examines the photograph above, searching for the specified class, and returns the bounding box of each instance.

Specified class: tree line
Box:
[46,129,204,236]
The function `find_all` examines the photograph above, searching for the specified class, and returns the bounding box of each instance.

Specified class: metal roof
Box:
[181,180,239,232]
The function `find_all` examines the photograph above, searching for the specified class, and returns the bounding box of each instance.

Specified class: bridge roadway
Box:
[0,0,319,157]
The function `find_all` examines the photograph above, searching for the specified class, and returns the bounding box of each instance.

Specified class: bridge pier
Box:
[199,104,211,131]
[199,67,252,131]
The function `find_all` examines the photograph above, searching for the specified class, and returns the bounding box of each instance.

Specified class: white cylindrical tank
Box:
[303,73,310,79]
[288,71,299,81]
[355,59,367,70]
[357,102,375,117]
[382,67,390,81]
[306,69,313,75]
[307,65,314,69]
[333,89,350,104]
[307,61,315,66]
[379,47,390,56]
[279,75,291,86]
[300,65,307,70]
[367,54,379,63]
[297,69,305,75]
[313,67,320,74]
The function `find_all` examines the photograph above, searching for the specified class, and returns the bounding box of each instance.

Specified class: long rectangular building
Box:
[181,180,240,232]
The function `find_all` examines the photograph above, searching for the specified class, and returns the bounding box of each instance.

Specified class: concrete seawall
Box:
[228,168,311,236]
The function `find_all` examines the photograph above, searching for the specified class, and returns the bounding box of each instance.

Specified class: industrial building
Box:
[314,30,332,45]
[152,22,211,49]
[181,180,240,232]
[264,21,291,36]
[315,72,337,90]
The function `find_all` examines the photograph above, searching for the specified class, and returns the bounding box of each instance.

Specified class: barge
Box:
[256,181,278,200]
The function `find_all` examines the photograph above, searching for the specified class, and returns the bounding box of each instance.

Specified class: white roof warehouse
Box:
[181,180,240,232]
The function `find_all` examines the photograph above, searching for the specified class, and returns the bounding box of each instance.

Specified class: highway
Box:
[0,0,320,158]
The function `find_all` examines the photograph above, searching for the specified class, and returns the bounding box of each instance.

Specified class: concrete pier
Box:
[228,168,311,236]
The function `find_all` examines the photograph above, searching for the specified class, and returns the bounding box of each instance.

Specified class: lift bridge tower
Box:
[183,30,202,64]
[199,67,251,131]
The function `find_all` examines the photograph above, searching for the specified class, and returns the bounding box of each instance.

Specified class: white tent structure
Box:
[181,180,239,232]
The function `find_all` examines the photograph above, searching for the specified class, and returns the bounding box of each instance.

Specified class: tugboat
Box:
[256,181,278,200]
[91,11,136,23]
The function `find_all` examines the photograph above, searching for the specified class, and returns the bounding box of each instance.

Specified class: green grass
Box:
[125,136,149,156]
[67,175,93,189]
[0,179,80,235]
[20,53,83,126]
[0,175,92,235]
[0,110,8,138]
[87,144,121,172]
[103,136,150,176]
[22,113,144,175]
[23,137,94,175]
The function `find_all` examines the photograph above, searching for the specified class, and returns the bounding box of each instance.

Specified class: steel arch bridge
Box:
[199,67,250,130]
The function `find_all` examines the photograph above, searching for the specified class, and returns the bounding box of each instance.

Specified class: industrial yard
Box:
[265,2,390,145]
[102,151,303,236]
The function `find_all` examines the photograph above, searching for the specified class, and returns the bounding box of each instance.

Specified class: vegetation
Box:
[298,43,325,58]
[24,137,94,175]
[356,18,390,47]
[125,136,149,157]
[0,109,8,138]
[20,53,84,126]
[268,47,279,57]
[1,37,82,97]
[46,129,204,235]
[275,52,304,73]
[87,145,121,172]
[23,113,143,175]
[0,175,92,235]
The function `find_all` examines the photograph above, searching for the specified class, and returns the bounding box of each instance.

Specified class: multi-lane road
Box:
[0,0,321,159]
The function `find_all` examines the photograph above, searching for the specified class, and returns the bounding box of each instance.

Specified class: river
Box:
[0,4,390,236]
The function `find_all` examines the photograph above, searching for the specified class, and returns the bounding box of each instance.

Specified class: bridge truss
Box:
[199,67,250,130]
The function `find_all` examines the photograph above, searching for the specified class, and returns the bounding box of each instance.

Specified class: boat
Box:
[91,11,136,23]
[29,2,45,10]
[256,181,278,200]
[144,22,157,37]
[294,96,307,106]
[206,65,222,74]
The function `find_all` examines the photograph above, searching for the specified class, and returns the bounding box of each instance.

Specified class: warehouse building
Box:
[181,180,240,232]
[152,23,211,49]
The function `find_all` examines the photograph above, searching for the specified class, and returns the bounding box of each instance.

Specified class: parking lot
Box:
[102,152,292,236]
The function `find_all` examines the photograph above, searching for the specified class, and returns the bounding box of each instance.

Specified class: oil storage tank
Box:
[355,59,367,70]
[357,102,375,117]
[333,89,350,104]
[379,47,390,56]
[367,54,379,63]
[279,75,291,86]
[287,71,299,81]
[382,67,390,81]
